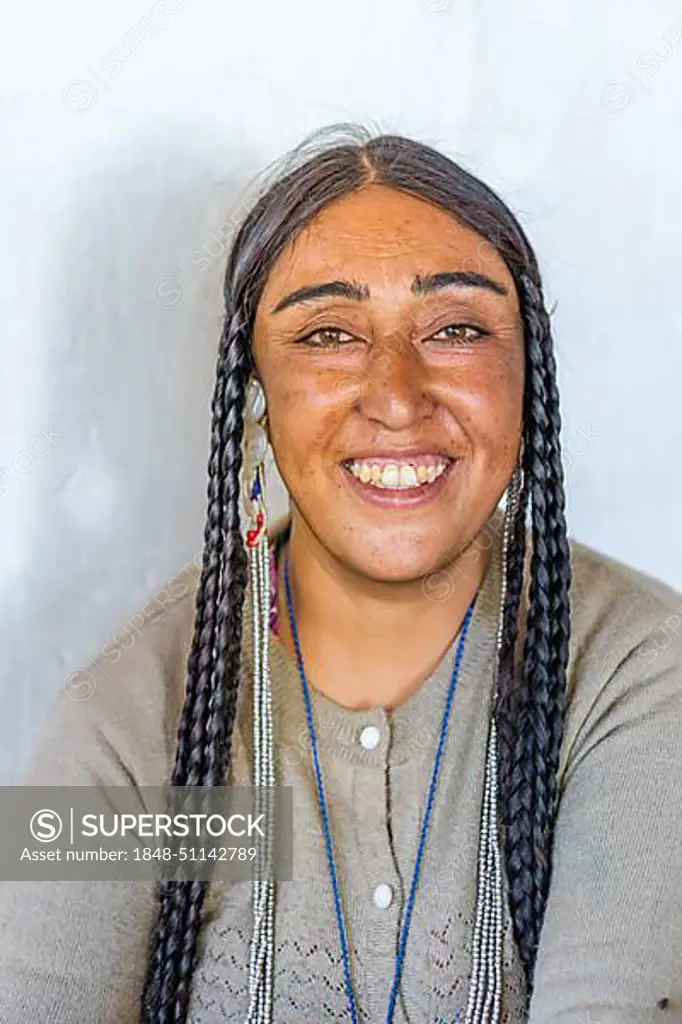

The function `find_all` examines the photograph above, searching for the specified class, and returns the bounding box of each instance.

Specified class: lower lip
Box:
[340,461,456,508]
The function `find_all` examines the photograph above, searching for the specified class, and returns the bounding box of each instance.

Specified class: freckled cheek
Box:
[452,362,523,458]
[265,376,347,481]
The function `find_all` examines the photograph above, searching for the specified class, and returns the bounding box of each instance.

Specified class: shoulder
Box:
[528,538,682,1017]
[24,560,202,789]
[566,535,682,680]
[554,535,682,780]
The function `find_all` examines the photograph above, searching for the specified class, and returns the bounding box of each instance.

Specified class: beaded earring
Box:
[242,376,277,1023]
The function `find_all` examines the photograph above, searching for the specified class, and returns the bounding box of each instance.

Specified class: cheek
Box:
[487,362,524,445]
[264,368,345,477]
[452,351,524,455]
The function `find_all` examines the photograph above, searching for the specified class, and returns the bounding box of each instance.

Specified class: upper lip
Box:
[342,448,455,462]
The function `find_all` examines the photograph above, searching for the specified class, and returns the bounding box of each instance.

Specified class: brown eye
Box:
[429,323,489,345]
[297,327,357,348]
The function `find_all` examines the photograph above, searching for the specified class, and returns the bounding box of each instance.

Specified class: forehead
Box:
[257,183,517,305]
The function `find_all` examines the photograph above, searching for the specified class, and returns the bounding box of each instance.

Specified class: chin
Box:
[341,526,460,586]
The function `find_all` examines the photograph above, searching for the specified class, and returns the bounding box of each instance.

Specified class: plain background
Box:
[2,0,682,784]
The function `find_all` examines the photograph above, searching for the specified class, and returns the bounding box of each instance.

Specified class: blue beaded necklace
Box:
[283,555,477,1023]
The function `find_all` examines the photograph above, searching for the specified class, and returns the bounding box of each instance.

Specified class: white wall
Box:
[2,0,681,783]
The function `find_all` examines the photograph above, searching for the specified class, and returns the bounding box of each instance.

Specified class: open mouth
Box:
[340,454,456,504]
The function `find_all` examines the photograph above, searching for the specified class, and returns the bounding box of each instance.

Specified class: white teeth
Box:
[399,464,417,488]
[381,463,399,487]
[347,458,449,489]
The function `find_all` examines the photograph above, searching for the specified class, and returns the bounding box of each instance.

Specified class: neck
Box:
[275,514,493,712]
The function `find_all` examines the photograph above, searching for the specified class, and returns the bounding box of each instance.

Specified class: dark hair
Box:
[140,123,571,1021]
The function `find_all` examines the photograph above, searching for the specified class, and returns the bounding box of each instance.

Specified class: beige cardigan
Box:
[0,511,681,1022]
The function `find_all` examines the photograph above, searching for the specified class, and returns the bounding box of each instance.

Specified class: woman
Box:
[0,125,680,1024]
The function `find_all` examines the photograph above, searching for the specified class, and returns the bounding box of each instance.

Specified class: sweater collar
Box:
[238,508,503,767]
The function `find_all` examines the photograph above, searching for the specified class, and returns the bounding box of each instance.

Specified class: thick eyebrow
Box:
[270,270,507,314]
[412,271,508,298]
[270,279,370,313]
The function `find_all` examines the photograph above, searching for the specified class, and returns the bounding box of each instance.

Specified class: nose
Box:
[356,341,434,430]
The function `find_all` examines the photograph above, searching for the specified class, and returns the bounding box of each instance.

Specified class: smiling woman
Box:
[254,189,523,591]
[0,124,680,1024]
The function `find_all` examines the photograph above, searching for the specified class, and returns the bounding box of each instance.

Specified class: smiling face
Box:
[251,183,525,583]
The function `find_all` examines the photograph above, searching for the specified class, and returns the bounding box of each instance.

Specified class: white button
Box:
[372,883,393,909]
[359,725,380,750]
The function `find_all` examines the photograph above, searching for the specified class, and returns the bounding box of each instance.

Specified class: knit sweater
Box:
[0,509,681,1023]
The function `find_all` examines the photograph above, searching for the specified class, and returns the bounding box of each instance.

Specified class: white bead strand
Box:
[464,467,521,1024]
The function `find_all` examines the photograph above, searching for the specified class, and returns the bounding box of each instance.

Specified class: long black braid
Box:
[141,124,571,1021]
[142,306,252,1020]
[493,270,571,1006]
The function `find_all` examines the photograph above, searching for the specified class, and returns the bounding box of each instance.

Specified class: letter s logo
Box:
[30,809,63,842]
